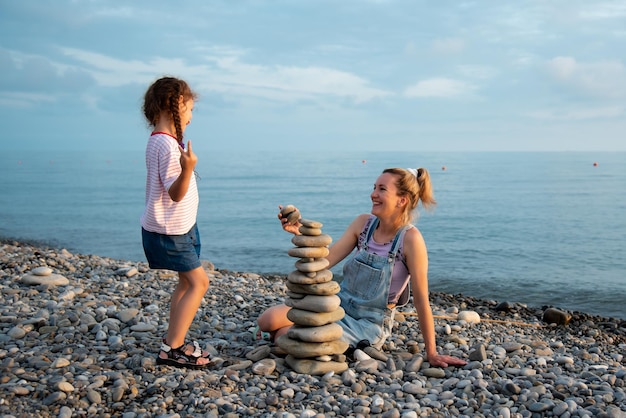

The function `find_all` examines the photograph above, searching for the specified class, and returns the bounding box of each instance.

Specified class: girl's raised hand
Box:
[180,140,198,172]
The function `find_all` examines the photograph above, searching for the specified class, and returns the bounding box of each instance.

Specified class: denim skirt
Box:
[141,224,202,272]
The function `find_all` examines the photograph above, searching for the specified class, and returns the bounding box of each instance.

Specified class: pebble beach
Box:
[1,239,625,418]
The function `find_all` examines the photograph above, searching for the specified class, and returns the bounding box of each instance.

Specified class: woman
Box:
[258,167,466,368]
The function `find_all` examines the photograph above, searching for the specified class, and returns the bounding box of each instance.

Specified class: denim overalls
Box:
[337,217,411,349]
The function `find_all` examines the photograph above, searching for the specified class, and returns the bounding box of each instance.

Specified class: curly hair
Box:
[142,77,198,142]
[382,167,436,224]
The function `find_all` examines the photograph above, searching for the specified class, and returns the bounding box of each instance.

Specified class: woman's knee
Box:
[258,304,291,331]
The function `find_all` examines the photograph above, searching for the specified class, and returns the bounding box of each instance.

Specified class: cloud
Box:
[60,47,162,86]
[0,47,96,105]
[578,2,626,19]
[457,65,498,80]
[89,6,136,19]
[526,105,624,120]
[546,56,626,99]
[202,57,392,104]
[0,92,56,108]
[431,38,465,55]
[59,47,391,104]
[508,50,538,68]
[404,78,476,98]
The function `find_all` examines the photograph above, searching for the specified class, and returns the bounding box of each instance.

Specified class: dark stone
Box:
[495,301,515,312]
[468,344,487,362]
[542,307,572,325]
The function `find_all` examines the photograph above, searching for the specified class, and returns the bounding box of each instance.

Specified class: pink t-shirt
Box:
[140,132,199,235]
[358,216,413,304]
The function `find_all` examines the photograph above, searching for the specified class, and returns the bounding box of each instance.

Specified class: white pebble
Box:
[353,349,371,362]
[457,310,481,324]
[32,266,53,276]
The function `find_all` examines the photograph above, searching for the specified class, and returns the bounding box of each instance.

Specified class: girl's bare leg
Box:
[165,266,209,360]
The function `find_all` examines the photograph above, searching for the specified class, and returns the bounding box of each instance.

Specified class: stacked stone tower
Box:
[276,210,348,375]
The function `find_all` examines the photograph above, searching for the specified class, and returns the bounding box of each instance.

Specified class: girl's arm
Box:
[168,141,197,202]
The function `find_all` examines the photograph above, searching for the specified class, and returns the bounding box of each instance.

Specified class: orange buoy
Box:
[442,166,447,171]
[593,162,598,167]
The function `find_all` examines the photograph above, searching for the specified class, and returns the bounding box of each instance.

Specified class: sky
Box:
[1,0,625,153]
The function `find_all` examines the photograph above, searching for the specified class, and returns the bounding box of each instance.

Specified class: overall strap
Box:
[362,216,379,251]
[391,224,413,306]
[387,224,411,263]
[363,216,411,263]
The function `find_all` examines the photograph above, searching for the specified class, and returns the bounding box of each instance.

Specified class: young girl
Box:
[140,76,211,369]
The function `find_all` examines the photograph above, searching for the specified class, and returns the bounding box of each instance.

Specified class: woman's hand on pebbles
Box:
[427,353,467,368]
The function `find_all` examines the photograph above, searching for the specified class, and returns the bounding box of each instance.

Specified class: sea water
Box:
[1,150,624,319]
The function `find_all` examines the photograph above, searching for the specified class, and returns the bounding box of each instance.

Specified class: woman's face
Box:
[371,173,403,218]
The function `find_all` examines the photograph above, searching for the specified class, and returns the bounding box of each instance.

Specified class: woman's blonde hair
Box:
[383,167,435,224]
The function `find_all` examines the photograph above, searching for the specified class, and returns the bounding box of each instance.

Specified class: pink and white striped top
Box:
[140,132,198,235]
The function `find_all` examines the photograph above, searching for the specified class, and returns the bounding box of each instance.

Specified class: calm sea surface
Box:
[1,150,625,319]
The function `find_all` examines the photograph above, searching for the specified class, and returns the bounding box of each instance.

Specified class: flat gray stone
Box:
[251,358,276,375]
[294,258,329,273]
[285,355,348,375]
[8,326,26,339]
[299,226,322,236]
[285,294,341,313]
[299,219,323,228]
[287,323,343,343]
[288,269,333,285]
[287,307,345,326]
[288,247,329,259]
[503,342,523,352]
[118,308,139,323]
[363,346,388,362]
[21,273,69,286]
[277,335,349,358]
[286,280,339,296]
[355,358,379,373]
[130,322,156,332]
[292,234,332,248]
[423,367,446,378]
[286,291,305,299]
[246,345,271,362]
